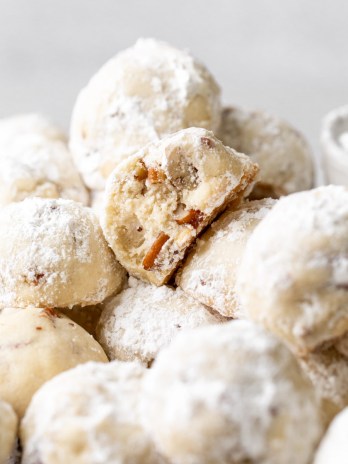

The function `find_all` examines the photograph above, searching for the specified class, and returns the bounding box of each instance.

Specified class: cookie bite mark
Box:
[102,128,258,286]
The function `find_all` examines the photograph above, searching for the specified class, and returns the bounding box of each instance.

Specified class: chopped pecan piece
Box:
[134,160,148,181]
[175,209,204,229]
[148,167,166,183]
[142,232,170,270]
[201,137,215,149]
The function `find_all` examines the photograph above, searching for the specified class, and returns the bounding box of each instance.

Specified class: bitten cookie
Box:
[21,361,166,464]
[0,198,125,308]
[0,308,107,418]
[314,407,348,464]
[96,277,222,366]
[70,38,221,190]
[0,400,18,464]
[142,320,322,464]
[176,198,275,317]
[237,186,348,354]
[0,133,88,207]
[219,106,314,198]
[101,128,258,285]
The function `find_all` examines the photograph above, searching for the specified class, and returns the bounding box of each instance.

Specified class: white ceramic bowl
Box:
[321,105,348,186]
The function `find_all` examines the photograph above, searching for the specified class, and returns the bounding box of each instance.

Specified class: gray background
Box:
[0,0,347,158]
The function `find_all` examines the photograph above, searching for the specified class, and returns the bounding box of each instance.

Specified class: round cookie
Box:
[101,127,258,286]
[0,134,89,207]
[0,198,125,309]
[0,113,66,146]
[237,186,348,354]
[0,307,107,418]
[299,344,348,426]
[21,361,166,464]
[96,277,223,366]
[314,407,348,464]
[70,38,222,189]
[0,400,18,464]
[219,106,314,198]
[142,320,322,464]
[176,198,276,317]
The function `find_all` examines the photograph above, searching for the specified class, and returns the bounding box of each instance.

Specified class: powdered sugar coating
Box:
[0,400,18,464]
[21,361,166,464]
[0,198,126,309]
[0,134,88,207]
[142,320,322,464]
[70,38,221,189]
[219,106,314,198]
[237,186,348,354]
[96,277,222,365]
[0,308,107,419]
[0,113,66,145]
[177,198,275,317]
[314,407,348,464]
[101,127,258,285]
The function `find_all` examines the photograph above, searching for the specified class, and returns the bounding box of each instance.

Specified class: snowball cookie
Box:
[176,198,276,317]
[0,198,126,309]
[219,106,314,199]
[0,400,18,464]
[237,186,348,354]
[70,38,222,190]
[0,113,66,146]
[21,361,166,464]
[0,307,107,418]
[96,277,222,366]
[314,407,348,464]
[0,134,89,207]
[142,320,322,464]
[102,128,258,286]
[299,344,348,426]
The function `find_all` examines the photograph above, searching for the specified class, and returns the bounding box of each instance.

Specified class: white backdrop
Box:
[0,0,347,157]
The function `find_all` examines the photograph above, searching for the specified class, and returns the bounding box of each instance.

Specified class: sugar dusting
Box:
[97,277,222,365]
[0,198,124,308]
[70,38,222,190]
[21,361,166,463]
[177,199,275,317]
[142,321,322,464]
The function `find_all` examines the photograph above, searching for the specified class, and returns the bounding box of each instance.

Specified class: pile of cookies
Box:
[0,38,345,463]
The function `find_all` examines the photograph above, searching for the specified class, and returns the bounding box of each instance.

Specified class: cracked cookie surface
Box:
[101,128,258,285]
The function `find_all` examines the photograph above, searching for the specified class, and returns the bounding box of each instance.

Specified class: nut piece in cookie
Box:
[102,127,259,286]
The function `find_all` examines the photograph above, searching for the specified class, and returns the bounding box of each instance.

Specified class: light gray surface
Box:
[0,0,347,158]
